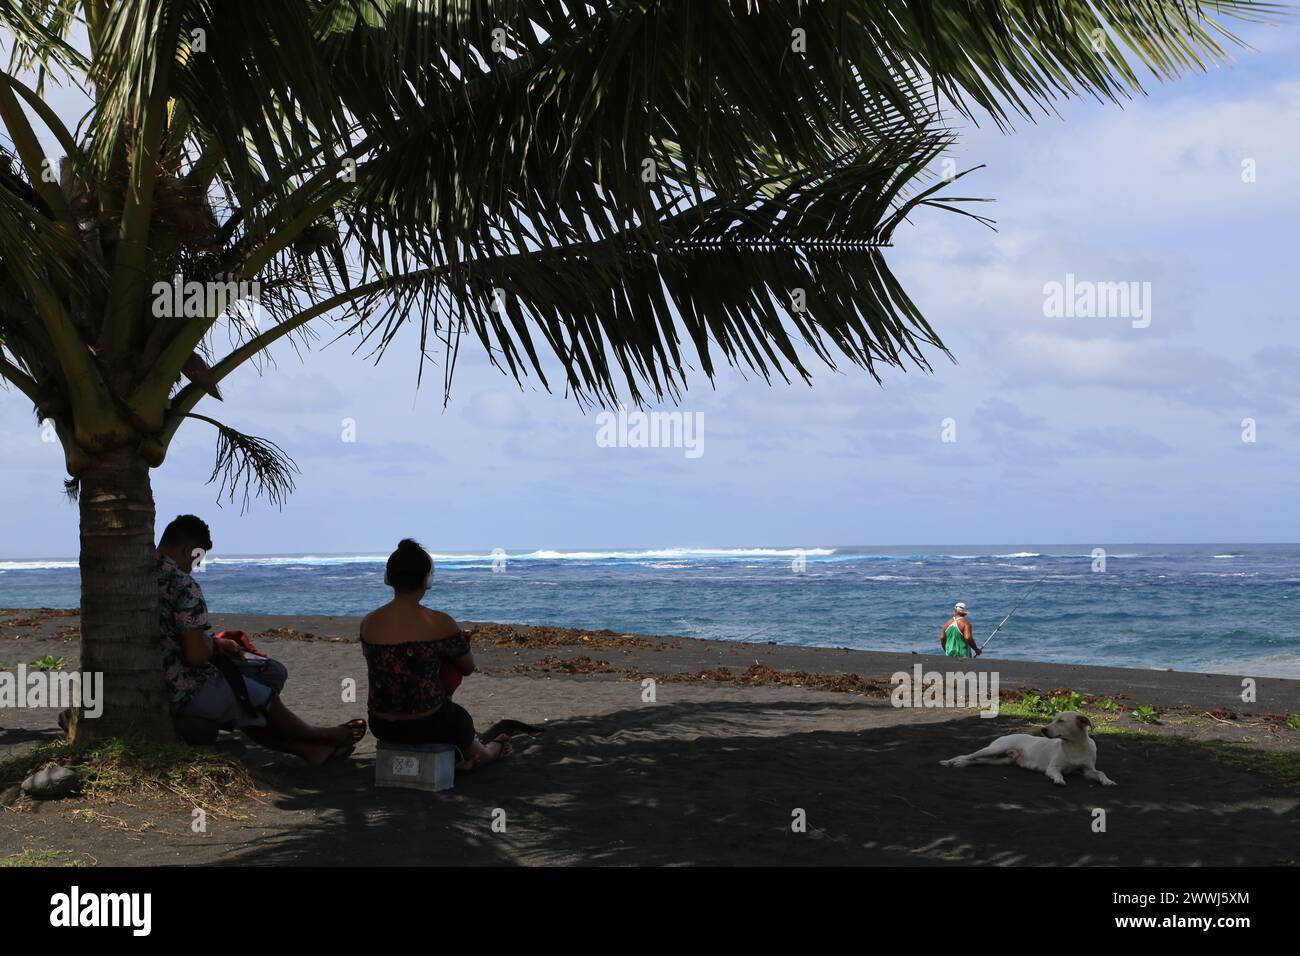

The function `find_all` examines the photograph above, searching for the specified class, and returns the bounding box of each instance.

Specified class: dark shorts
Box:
[370,701,476,753]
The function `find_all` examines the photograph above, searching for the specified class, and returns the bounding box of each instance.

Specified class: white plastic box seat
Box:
[374,740,457,792]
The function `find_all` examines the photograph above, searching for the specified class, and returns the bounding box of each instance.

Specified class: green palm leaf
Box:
[0,0,1283,461]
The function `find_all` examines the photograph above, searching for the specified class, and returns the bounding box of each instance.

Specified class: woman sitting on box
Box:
[361,539,511,770]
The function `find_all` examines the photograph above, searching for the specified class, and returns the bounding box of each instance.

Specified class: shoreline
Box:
[3,543,1298,682]
[3,608,1297,716]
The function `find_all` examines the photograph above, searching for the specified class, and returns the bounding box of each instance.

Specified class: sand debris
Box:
[513,655,621,675]
[470,622,665,651]
[0,608,80,631]
[512,656,895,697]
[637,662,895,697]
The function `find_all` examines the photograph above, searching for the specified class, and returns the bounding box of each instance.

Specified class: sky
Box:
[2,17,1299,558]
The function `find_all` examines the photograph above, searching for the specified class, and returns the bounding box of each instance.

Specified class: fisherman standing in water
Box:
[941,602,981,657]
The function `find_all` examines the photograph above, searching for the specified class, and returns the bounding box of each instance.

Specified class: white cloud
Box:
[462,389,534,430]
[991,79,1300,221]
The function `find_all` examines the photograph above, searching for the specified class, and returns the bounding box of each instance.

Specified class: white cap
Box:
[954,602,968,615]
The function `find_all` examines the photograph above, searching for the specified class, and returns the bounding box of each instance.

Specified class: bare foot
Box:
[457,734,512,771]
[488,733,512,764]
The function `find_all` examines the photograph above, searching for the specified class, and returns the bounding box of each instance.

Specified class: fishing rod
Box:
[979,576,1047,652]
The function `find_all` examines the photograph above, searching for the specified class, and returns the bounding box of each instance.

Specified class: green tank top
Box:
[944,619,970,657]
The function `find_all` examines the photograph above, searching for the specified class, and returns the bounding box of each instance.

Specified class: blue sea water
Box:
[1,545,1298,678]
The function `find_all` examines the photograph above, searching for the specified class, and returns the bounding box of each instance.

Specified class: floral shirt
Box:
[361,631,470,715]
[157,553,218,707]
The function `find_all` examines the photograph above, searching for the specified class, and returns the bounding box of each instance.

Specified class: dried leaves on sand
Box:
[513,655,622,675]
[514,656,894,697]
[470,622,665,651]
[0,608,79,630]
[640,662,895,697]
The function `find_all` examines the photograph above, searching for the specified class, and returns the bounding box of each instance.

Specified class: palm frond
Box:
[186,412,299,513]
[0,150,96,296]
[328,134,990,407]
[0,0,1282,506]
[0,0,90,82]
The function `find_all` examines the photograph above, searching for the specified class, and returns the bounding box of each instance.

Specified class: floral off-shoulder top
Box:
[361,629,470,715]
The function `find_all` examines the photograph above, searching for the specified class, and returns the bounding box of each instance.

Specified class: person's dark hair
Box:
[386,538,433,592]
[159,514,213,551]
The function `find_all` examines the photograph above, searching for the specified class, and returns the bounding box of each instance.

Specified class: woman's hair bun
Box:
[386,538,433,592]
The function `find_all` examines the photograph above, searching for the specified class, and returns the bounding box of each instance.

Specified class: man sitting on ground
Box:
[158,514,365,763]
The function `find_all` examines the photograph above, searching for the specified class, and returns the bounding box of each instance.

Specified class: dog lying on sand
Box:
[940,711,1117,787]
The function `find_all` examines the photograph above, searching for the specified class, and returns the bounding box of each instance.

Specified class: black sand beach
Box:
[2,609,1297,866]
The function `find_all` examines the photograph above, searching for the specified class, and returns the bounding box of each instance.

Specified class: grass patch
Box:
[28,655,67,671]
[1101,729,1300,791]
[997,700,1048,721]
[0,849,87,867]
[1013,690,1090,717]
[0,736,262,819]
[1004,688,1161,721]
[1129,704,1162,724]
[998,699,1102,722]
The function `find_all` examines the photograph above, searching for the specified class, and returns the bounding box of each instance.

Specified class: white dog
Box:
[940,711,1117,787]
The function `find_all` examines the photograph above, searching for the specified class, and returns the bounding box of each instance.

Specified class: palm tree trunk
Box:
[70,446,174,741]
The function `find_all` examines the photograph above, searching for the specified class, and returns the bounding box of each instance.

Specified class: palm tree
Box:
[0,0,1274,739]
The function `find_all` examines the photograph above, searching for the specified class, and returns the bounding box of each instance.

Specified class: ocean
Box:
[1,545,1297,678]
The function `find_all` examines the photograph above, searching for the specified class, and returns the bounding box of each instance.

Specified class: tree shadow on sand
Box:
[0,726,65,764]
[225,699,1298,866]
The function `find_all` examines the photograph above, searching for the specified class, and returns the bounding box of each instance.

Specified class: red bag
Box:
[440,630,470,696]
[214,629,267,657]
[440,661,463,696]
